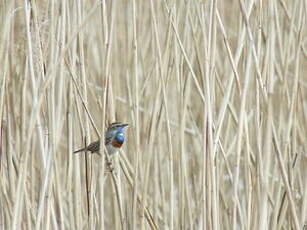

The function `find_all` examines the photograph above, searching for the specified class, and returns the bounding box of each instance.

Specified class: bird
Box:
[74,122,129,155]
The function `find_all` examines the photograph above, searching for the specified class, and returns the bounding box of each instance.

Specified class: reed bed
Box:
[0,0,307,229]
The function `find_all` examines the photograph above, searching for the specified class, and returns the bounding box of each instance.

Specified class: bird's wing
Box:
[105,136,113,145]
[105,129,114,145]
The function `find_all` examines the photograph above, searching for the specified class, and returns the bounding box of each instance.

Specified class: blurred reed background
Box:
[0,0,307,229]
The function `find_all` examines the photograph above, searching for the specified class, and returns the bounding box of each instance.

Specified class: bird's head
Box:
[107,122,129,146]
[108,122,129,132]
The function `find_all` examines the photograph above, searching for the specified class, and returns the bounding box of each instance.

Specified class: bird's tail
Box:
[73,148,85,153]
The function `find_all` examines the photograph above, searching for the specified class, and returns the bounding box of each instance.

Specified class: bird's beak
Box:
[122,124,129,129]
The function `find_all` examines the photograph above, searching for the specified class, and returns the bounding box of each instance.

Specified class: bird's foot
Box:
[104,161,115,173]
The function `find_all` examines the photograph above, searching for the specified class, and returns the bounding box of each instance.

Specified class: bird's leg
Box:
[104,157,115,174]
[106,160,114,172]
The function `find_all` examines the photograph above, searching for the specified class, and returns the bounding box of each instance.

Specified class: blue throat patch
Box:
[115,133,125,144]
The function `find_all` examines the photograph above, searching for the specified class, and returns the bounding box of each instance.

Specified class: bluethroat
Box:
[74,122,129,155]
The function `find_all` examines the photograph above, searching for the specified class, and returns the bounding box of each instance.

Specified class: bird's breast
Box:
[111,138,123,148]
